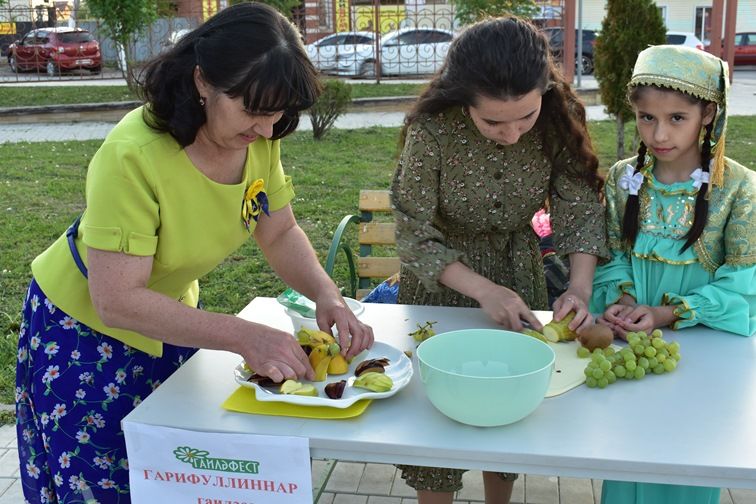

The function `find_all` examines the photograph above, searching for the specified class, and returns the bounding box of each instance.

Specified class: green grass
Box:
[1,117,754,411]
[0,82,426,108]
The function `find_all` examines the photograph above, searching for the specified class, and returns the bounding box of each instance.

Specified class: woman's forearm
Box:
[567,252,598,300]
[439,261,500,302]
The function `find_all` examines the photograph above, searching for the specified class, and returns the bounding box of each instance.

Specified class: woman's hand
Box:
[314,293,374,359]
[553,289,592,333]
[238,325,315,384]
[476,284,541,332]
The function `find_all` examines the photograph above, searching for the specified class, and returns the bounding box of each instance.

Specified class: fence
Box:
[0,1,464,84]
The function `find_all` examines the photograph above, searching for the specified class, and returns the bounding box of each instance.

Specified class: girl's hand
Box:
[553,290,592,333]
[618,305,677,335]
[314,293,374,359]
[600,303,638,340]
[477,284,541,332]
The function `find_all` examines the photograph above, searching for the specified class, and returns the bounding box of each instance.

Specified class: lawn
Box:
[0,117,754,408]
[0,82,427,108]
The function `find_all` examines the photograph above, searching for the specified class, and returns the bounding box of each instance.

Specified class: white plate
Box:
[234,341,413,409]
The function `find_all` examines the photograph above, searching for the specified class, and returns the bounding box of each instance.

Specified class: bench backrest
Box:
[356,190,400,299]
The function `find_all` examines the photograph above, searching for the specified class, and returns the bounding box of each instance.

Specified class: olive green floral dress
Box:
[391,108,608,492]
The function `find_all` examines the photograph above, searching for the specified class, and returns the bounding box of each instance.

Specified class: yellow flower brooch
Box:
[241,178,269,231]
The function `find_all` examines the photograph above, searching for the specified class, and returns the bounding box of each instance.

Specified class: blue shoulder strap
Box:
[66,215,88,279]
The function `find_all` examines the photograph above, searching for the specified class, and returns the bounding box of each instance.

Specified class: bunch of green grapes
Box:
[580,329,681,389]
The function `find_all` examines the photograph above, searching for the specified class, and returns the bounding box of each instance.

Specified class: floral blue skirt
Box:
[16,278,197,503]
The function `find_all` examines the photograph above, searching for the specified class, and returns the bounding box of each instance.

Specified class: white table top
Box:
[122,297,756,489]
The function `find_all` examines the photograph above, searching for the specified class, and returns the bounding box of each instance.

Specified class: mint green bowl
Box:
[416,329,555,427]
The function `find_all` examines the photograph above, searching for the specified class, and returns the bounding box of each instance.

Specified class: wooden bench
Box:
[325,190,400,299]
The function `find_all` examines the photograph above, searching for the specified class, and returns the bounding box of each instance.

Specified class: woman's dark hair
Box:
[137,2,321,146]
[622,86,714,251]
[400,16,602,193]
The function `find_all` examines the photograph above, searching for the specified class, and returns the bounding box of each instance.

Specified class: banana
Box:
[309,342,341,381]
[353,371,393,392]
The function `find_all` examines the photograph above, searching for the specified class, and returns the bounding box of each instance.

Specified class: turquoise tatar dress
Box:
[591,157,756,504]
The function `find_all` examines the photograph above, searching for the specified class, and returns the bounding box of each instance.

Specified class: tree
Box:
[451,0,539,26]
[593,0,666,159]
[229,0,301,18]
[85,0,159,91]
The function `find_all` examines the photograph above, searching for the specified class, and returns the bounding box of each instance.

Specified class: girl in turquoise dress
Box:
[590,45,756,504]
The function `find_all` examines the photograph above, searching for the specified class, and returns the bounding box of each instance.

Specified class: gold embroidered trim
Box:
[725,254,756,266]
[632,251,699,265]
[663,293,696,329]
[694,240,718,273]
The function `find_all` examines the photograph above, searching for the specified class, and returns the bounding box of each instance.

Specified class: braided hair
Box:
[622,86,715,251]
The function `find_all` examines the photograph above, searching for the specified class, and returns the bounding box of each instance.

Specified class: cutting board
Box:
[546,340,621,397]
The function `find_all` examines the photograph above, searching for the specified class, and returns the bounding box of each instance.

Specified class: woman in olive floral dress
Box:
[391,16,609,504]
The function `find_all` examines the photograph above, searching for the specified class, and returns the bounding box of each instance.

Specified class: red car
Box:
[8,27,101,75]
[732,32,756,65]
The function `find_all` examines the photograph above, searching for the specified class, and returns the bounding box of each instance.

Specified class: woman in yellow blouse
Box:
[15,4,373,503]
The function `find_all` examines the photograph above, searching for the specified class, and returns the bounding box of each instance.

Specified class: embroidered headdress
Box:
[628,44,729,187]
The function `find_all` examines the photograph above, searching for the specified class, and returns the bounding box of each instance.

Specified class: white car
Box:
[305,31,376,75]
[307,28,454,78]
[378,27,454,77]
[666,31,704,50]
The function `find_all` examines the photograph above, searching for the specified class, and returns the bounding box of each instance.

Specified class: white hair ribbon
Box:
[690,168,710,189]
[618,164,644,196]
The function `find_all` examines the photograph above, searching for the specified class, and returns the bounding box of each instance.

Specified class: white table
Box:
[122,297,756,490]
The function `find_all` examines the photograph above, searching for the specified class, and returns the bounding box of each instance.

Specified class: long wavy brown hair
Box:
[400,16,602,193]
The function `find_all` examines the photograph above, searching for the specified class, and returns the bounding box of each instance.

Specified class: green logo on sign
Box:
[173,446,260,474]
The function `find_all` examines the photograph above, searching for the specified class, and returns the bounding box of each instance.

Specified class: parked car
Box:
[310,27,454,78]
[305,31,376,75]
[706,32,756,65]
[8,27,101,75]
[542,27,597,75]
[378,27,454,77]
[666,31,704,50]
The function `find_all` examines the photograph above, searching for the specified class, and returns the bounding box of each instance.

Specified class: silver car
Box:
[305,31,377,76]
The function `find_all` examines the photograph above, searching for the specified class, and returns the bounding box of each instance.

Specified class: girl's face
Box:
[467,90,542,146]
[194,68,284,151]
[633,88,716,171]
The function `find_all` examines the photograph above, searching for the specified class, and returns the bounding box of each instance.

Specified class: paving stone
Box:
[722,489,735,504]
[399,499,418,504]
[357,463,396,496]
[730,487,756,504]
[333,493,368,504]
[591,479,603,504]
[366,496,402,504]
[0,450,19,479]
[457,470,484,501]
[559,476,594,504]
[524,474,559,504]
[0,479,23,504]
[317,492,335,504]
[512,474,525,504]
[389,468,416,498]
[0,427,15,450]
[0,479,13,498]
[325,461,364,493]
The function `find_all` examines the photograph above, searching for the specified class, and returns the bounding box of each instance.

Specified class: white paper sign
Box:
[124,422,312,503]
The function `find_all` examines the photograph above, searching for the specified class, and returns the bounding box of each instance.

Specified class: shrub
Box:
[308,80,352,140]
